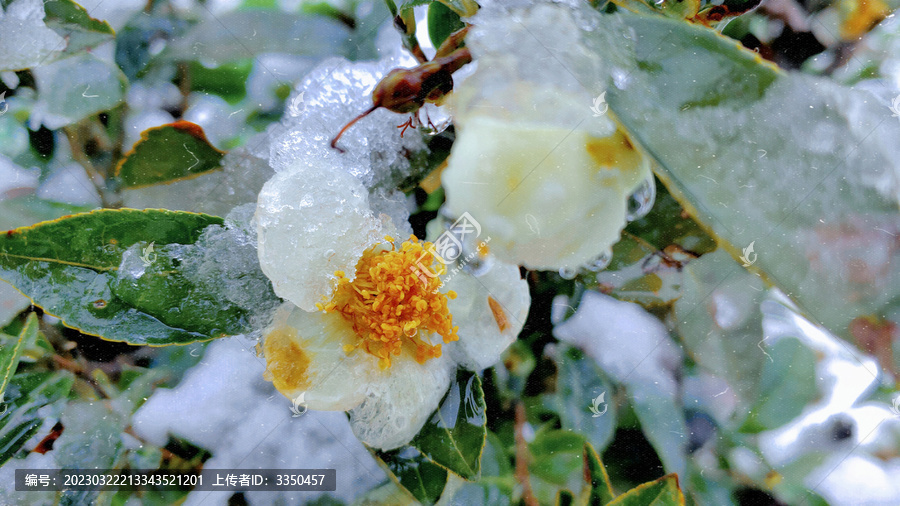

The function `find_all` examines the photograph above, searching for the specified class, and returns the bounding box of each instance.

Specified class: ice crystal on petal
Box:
[256,157,385,311]
[348,354,453,450]
[445,262,531,371]
[268,56,427,190]
[0,0,65,72]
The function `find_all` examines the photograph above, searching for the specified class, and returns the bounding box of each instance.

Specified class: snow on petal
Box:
[445,262,530,371]
[348,353,454,450]
[256,156,385,311]
[268,55,426,190]
[0,0,65,72]
[262,302,376,411]
[443,116,650,271]
[441,2,650,271]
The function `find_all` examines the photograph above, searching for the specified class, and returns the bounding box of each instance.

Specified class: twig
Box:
[514,402,538,506]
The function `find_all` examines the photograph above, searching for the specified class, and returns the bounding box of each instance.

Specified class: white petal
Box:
[442,116,649,271]
[445,262,530,371]
[256,159,384,311]
[262,302,378,411]
[349,354,454,450]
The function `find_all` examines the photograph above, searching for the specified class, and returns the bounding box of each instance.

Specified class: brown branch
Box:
[514,402,538,506]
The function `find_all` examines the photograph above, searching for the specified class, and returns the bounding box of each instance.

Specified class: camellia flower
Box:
[255,156,530,450]
[441,1,654,273]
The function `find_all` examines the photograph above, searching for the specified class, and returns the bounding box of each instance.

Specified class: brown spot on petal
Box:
[850,316,898,377]
[263,327,311,395]
[586,130,643,174]
[488,296,509,332]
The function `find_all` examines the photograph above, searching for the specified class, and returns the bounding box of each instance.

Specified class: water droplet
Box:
[584,250,613,272]
[559,266,579,279]
[92,299,107,309]
[323,249,335,259]
[626,177,656,221]
[612,68,631,90]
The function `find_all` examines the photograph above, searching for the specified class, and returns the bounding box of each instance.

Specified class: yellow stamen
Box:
[324,235,459,369]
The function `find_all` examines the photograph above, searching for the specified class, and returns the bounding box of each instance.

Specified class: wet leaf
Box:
[42,0,115,56]
[583,441,616,505]
[376,446,448,505]
[0,312,38,403]
[544,345,616,452]
[114,122,226,189]
[0,209,256,345]
[607,474,685,506]
[449,431,514,504]
[556,489,576,506]
[411,370,486,480]
[607,13,900,343]
[32,53,126,129]
[428,1,465,49]
[162,11,352,66]
[674,250,767,409]
[593,234,684,307]
[529,430,586,505]
[630,382,688,480]
[0,371,74,466]
[187,60,253,104]
[114,13,190,81]
[594,184,714,308]
[740,337,818,433]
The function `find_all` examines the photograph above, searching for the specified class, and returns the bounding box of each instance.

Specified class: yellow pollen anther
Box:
[323,235,458,369]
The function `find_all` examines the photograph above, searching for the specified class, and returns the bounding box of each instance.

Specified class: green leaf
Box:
[0,371,74,466]
[43,0,115,56]
[674,250,767,410]
[162,11,352,66]
[630,382,687,479]
[556,489,576,506]
[0,209,259,345]
[428,1,464,49]
[187,60,253,104]
[606,13,900,342]
[114,122,226,189]
[115,14,190,81]
[377,446,448,505]
[740,337,818,433]
[583,442,616,505]
[398,0,434,12]
[593,183,715,308]
[32,53,127,129]
[449,431,515,505]
[607,474,685,506]
[544,345,616,452]
[528,429,586,504]
[593,234,682,307]
[0,313,39,403]
[411,370,486,480]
